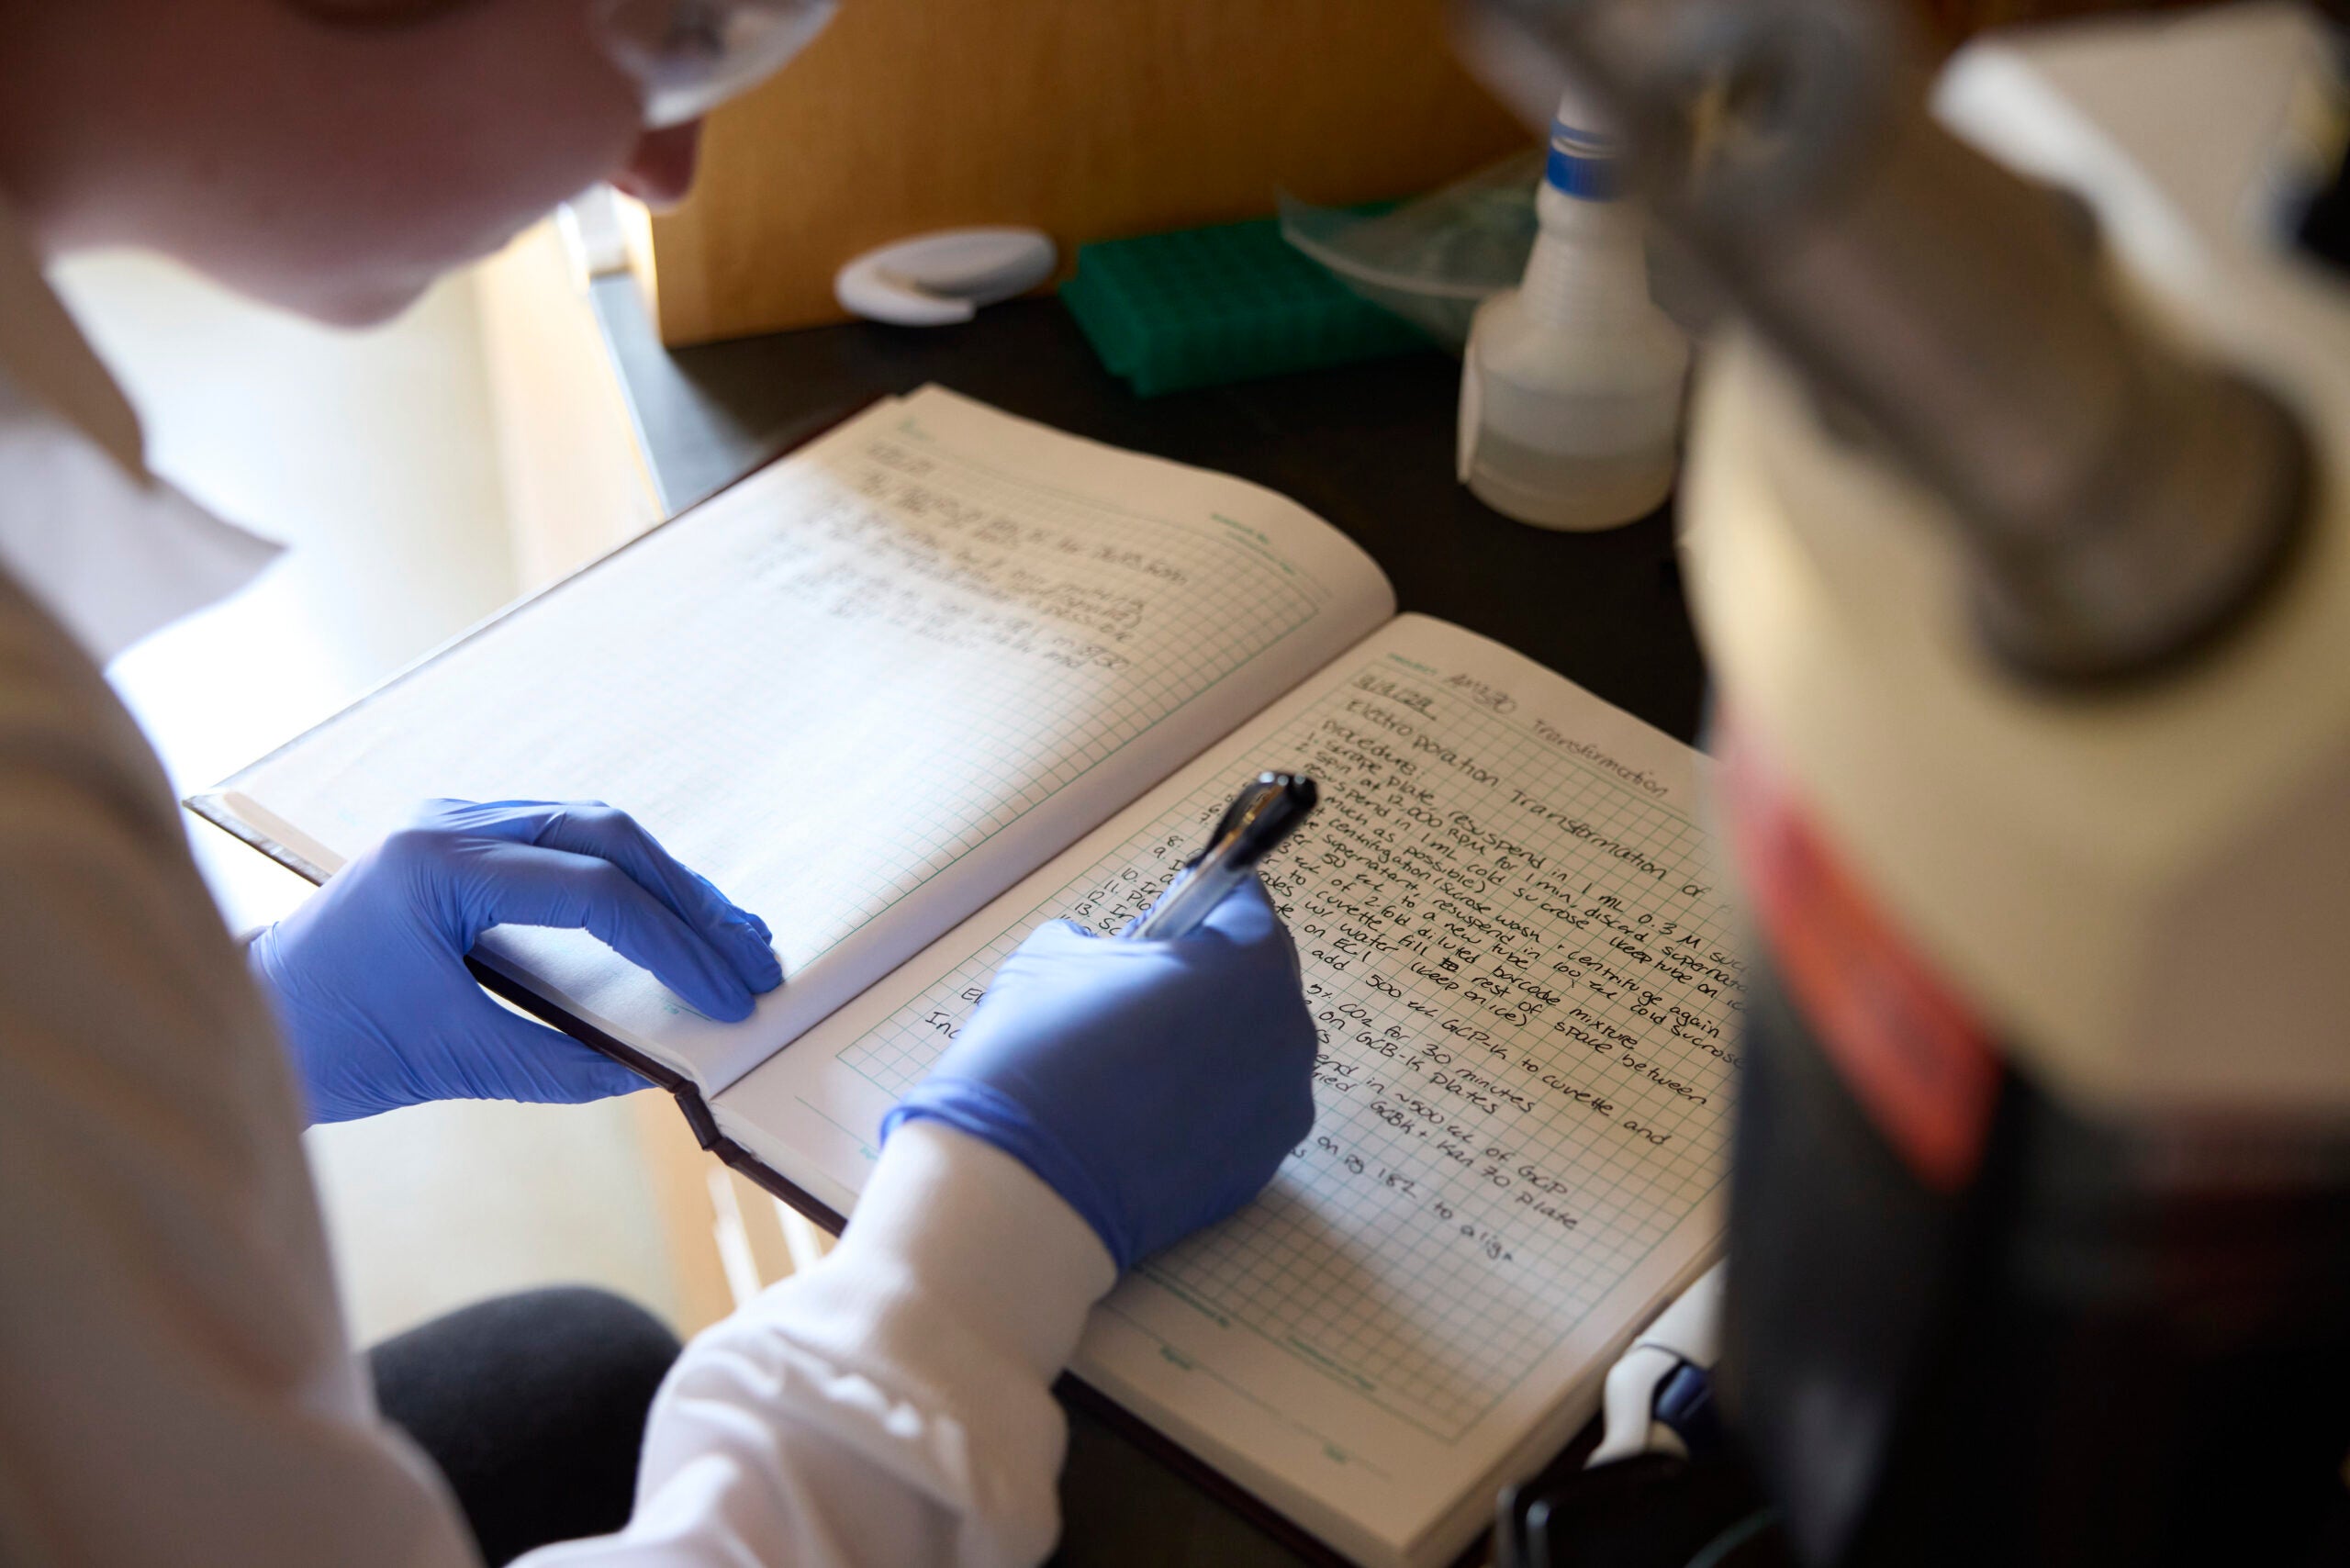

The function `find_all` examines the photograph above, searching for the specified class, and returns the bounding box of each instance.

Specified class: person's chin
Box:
[189,212,529,327]
[289,273,437,330]
[287,222,529,327]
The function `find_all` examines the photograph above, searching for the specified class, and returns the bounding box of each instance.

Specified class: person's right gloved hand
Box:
[880,876,1316,1271]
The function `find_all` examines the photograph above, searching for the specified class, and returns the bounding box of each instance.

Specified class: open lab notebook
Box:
[195,386,1738,1568]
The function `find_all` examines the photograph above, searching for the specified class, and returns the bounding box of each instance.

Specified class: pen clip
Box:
[1127,773,1318,942]
[1212,773,1315,869]
[1165,781,1276,883]
[1197,778,1281,861]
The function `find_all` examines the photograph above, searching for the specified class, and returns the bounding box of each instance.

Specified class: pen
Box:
[1125,772,1318,940]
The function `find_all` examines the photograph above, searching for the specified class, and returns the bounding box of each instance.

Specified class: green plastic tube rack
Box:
[1059,214,1431,398]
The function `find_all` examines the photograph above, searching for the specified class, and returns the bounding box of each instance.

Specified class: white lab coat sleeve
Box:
[519,1120,1117,1568]
[0,568,480,1568]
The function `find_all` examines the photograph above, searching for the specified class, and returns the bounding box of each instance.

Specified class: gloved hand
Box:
[251,799,782,1124]
[881,877,1315,1271]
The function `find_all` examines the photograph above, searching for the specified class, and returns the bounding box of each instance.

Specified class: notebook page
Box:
[716,614,1739,1567]
[208,386,1393,1092]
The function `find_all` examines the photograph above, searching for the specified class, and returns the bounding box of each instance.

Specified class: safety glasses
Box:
[300,0,836,129]
[593,0,839,128]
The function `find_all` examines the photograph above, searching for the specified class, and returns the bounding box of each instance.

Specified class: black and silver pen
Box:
[1125,772,1318,940]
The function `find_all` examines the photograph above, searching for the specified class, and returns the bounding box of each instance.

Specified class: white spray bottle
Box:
[1458,86,1690,530]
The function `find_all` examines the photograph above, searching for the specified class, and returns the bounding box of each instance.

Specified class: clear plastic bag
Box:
[1279,149,1543,353]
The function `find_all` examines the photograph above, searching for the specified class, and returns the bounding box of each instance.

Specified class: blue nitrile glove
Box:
[250,799,782,1124]
[880,876,1316,1271]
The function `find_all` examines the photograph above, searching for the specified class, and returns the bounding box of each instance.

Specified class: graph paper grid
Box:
[735,415,1335,965]
[234,397,1353,1000]
[837,662,1740,1442]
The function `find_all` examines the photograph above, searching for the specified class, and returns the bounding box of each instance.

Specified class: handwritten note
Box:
[217,386,1393,1090]
[835,643,1742,1443]
[777,436,1209,673]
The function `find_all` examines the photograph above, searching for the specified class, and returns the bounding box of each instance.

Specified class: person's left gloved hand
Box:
[250,799,782,1124]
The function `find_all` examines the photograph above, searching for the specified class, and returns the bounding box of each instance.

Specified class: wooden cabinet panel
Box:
[647,0,1531,344]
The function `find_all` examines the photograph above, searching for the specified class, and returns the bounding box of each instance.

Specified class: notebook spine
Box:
[462,956,851,1233]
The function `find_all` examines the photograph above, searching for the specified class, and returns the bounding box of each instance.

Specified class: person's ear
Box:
[611,119,702,209]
